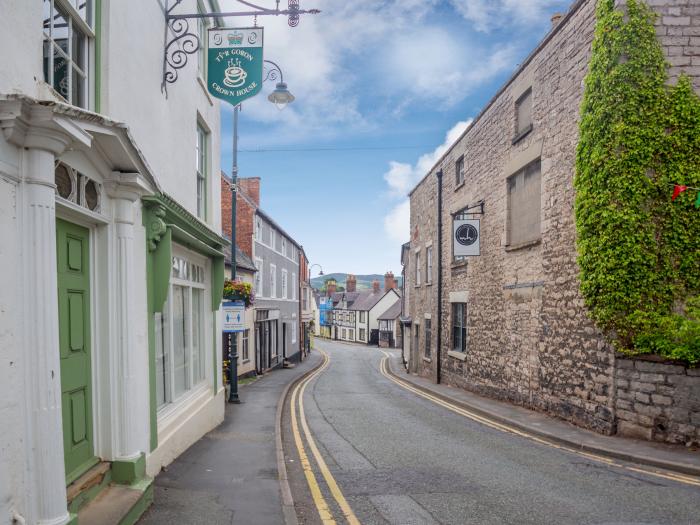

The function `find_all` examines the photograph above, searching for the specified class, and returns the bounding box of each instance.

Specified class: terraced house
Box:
[0,1,227,523]
[407,0,700,446]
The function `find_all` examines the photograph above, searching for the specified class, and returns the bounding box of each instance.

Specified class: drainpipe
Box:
[436,170,443,385]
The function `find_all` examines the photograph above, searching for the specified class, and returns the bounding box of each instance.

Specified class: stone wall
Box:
[616,359,700,445]
[408,0,700,444]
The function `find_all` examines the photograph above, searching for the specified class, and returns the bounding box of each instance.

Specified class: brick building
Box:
[407,0,700,445]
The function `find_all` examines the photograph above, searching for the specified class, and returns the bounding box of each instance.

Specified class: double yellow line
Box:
[290,349,361,525]
[379,353,700,488]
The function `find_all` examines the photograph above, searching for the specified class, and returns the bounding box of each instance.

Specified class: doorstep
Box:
[75,478,153,525]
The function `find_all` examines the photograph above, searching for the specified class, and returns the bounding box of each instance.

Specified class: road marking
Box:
[379,353,700,488]
[291,349,362,524]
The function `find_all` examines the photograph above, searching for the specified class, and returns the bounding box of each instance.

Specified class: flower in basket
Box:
[223,278,254,307]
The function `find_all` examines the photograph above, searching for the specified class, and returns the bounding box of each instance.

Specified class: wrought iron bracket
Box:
[161,0,320,95]
[452,200,485,217]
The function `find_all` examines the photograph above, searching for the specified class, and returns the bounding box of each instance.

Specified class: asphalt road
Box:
[283,339,700,525]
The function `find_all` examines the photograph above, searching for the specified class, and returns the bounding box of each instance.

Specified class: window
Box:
[255,217,262,241]
[270,229,276,250]
[453,303,468,353]
[254,258,263,296]
[514,88,533,141]
[241,329,250,362]
[269,264,277,298]
[426,247,433,284]
[43,0,93,108]
[196,124,208,219]
[292,322,297,343]
[155,249,208,409]
[292,273,296,300]
[455,156,465,186]
[281,269,288,299]
[282,238,287,256]
[425,319,432,358]
[349,329,354,341]
[342,328,346,339]
[507,160,541,247]
[359,311,366,323]
[359,328,366,341]
[415,251,421,286]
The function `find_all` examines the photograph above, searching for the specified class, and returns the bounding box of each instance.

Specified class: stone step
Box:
[67,462,111,505]
[77,481,153,525]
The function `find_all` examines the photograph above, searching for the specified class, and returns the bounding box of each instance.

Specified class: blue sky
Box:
[219,0,572,277]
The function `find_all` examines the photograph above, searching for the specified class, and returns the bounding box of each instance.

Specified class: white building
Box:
[0,1,226,523]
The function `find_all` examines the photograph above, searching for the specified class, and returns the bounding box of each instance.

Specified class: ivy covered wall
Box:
[575,0,700,365]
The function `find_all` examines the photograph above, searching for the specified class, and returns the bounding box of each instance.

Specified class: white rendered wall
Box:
[369,292,401,334]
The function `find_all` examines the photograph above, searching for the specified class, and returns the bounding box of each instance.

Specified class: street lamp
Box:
[227,60,294,404]
[309,263,324,277]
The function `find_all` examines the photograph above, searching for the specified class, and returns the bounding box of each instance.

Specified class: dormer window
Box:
[513,87,533,143]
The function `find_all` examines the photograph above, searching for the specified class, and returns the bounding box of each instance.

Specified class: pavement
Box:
[283,339,700,525]
[385,352,700,477]
[138,351,322,525]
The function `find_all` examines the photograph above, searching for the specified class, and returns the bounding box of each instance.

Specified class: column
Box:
[111,189,148,483]
[22,146,71,525]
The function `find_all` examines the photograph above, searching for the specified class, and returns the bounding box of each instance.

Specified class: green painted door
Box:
[56,219,97,483]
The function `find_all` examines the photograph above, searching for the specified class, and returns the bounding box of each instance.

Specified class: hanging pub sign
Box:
[453,218,480,257]
[207,27,264,106]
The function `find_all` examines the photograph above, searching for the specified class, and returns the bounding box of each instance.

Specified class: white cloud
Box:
[449,0,565,33]
[217,1,517,145]
[382,118,472,242]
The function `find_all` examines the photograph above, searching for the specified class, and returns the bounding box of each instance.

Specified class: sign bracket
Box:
[452,199,485,218]
[161,0,320,95]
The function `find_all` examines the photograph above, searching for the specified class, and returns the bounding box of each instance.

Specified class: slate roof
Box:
[223,242,257,273]
[378,301,402,321]
[349,291,384,312]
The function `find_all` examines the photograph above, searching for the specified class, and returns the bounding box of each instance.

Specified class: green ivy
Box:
[575,0,700,365]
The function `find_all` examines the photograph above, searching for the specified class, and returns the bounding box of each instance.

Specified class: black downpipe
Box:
[436,170,443,385]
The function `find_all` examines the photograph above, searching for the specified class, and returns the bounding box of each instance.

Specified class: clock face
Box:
[455,223,478,246]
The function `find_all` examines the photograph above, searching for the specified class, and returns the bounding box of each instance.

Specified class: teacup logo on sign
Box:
[455,223,478,246]
[207,27,264,107]
[453,218,480,257]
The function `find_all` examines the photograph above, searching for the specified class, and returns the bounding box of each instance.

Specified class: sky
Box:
[218,0,572,277]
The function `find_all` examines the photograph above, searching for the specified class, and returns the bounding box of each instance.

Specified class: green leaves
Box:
[575,0,700,364]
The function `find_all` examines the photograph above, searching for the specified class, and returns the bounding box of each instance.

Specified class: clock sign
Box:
[453,219,480,256]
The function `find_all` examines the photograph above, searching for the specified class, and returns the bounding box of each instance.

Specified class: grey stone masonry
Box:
[616,358,700,445]
[408,0,700,445]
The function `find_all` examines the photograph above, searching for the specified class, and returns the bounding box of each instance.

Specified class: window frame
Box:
[455,155,465,187]
[426,246,433,284]
[415,251,421,286]
[254,257,263,296]
[196,122,209,220]
[43,0,95,109]
[452,303,468,353]
[269,263,277,298]
[513,87,533,143]
[281,269,288,300]
[241,329,250,362]
[506,159,542,248]
[424,318,432,358]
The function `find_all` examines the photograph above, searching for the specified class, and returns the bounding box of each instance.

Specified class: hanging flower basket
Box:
[223,279,254,307]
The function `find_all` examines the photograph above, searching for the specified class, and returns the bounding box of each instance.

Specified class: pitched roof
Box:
[349,291,384,312]
[378,301,402,320]
[223,241,257,272]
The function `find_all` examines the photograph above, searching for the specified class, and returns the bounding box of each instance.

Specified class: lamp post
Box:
[227,60,294,404]
[309,263,324,277]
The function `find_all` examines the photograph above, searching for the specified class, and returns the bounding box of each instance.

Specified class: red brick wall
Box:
[221,173,257,259]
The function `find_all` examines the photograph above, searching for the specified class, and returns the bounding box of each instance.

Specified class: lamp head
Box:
[267,81,295,110]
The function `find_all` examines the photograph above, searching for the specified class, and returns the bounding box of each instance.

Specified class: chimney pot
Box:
[372,280,381,294]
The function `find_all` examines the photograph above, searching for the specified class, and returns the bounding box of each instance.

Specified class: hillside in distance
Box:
[310,273,403,291]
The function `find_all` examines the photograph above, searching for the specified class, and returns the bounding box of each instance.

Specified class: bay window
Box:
[155,248,209,410]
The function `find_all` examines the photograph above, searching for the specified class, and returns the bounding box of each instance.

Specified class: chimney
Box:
[238,177,260,206]
[550,12,563,28]
[346,274,357,293]
[384,271,396,292]
[372,280,381,294]
[326,279,337,297]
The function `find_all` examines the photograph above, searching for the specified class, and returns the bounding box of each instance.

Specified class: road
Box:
[282,339,700,525]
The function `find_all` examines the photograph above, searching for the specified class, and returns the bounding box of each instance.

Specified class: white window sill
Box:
[448,350,467,361]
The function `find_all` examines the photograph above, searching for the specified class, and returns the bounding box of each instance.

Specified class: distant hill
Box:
[311,273,403,291]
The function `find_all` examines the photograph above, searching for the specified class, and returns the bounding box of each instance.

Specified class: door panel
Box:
[56,219,96,483]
